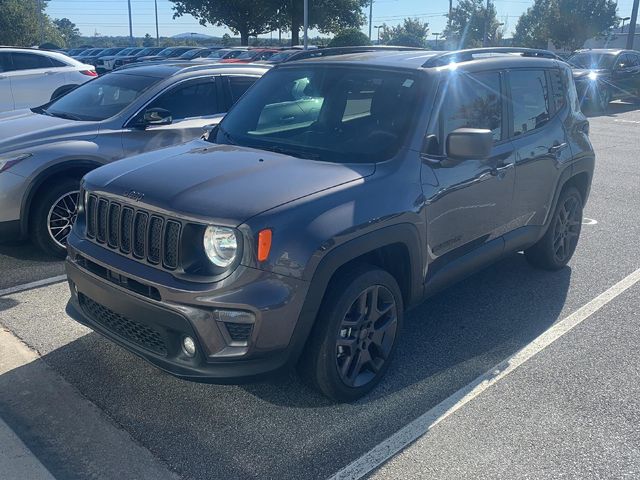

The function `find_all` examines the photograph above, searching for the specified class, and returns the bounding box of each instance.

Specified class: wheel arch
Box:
[288,223,425,364]
[21,160,102,237]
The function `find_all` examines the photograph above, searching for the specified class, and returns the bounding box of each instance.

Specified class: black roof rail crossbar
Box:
[422,47,559,67]
[282,45,426,63]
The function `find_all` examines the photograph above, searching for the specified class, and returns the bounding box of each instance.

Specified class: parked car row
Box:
[0,46,597,401]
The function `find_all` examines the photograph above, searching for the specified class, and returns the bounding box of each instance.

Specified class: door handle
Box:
[548,142,568,155]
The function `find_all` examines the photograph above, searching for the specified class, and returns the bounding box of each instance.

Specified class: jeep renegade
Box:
[65,48,595,402]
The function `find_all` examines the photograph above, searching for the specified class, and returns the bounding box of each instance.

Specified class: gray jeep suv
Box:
[0,62,267,256]
[65,48,595,402]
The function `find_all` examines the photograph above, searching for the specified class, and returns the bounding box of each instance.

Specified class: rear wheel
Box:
[525,186,583,270]
[30,178,80,258]
[301,265,403,402]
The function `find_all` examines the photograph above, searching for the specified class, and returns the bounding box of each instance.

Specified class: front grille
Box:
[86,194,182,270]
[225,323,253,343]
[78,293,167,356]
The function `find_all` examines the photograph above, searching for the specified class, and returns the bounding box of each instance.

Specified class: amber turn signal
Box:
[257,229,272,262]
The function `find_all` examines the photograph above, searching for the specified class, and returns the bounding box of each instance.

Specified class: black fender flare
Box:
[20,160,102,237]
[286,223,424,364]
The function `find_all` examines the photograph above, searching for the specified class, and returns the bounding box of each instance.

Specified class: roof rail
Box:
[282,45,426,63]
[422,47,560,67]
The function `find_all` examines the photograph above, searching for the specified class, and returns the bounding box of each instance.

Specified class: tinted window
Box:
[0,53,10,72]
[9,53,52,71]
[510,70,550,136]
[49,57,67,67]
[549,69,566,111]
[568,52,615,70]
[215,66,420,163]
[228,76,258,103]
[43,73,160,121]
[148,79,220,120]
[441,71,502,144]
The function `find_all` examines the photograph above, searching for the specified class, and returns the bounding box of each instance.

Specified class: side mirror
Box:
[201,113,225,141]
[137,107,172,128]
[446,128,493,161]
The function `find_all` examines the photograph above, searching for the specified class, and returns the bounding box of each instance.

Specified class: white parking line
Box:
[329,266,640,480]
[0,275,67,298]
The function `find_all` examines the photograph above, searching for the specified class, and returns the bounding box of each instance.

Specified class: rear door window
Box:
[8,53,53,71]
[509,70,551,136]
[148,78,222,121]
[228,76,258,103]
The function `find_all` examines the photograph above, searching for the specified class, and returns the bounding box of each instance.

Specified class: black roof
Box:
[293,47,562,71]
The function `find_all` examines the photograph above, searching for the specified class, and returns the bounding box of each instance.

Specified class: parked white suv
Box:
[0,48,97,113]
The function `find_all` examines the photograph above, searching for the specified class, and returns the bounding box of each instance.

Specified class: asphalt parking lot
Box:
[1,102,639,479]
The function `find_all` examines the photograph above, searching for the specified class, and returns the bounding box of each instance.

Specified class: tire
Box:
[300,265,404,402]
[30,178,81,258]
[525,186,583,271]
[50,84,78,101]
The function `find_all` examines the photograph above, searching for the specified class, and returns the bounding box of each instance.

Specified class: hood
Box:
[0,109,99,154]
[84,141,375,225]
[137,56,162,62]
[572,68,609,79]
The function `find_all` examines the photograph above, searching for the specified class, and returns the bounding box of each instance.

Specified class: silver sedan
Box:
[0,62,267,256]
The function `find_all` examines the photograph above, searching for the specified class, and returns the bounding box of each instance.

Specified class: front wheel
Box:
[30,178,80,258]
[525,186,583,270]
[301,265,403,402]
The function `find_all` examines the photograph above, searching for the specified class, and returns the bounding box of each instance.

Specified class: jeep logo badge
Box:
[124,190,145,202]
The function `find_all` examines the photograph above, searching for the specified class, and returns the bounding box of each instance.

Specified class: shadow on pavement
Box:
[585,101,639,118]
[0,242,59,264]
[0,253,572,480]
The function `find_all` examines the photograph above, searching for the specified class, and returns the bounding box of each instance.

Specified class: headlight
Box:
[0,153,32,173]
[203,226,238,268]
[587,71,598,81]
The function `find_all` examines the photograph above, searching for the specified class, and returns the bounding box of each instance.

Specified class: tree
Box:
[53,18,80,47]
[380,18,429,47]
[0,0,45,46]
[143,33,155,47]
[514,0,617,51]
[444,0,501,48]
[277,0,368,46]
[328,28,371,47]
[169,0,280,46]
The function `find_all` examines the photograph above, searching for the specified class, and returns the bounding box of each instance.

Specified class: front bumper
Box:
[65,235,311,382]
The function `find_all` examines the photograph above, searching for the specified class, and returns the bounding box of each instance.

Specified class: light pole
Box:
[433,32,441,49]
[483,0,490,47]
[154,0,160,46]
[369,1,374,41]
[622,16,631,33]
[374,25,382,44]
[627,0,639,50]
[127,0,133,46]
[303,0,309,50]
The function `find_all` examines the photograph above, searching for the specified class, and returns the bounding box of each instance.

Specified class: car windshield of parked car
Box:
[37,73,160,121]
[207,50,229,59]
[158,48,176,57]
[214,66,420,163]
[179,49,201,59]
[568,52,615,70]
[100,48,122,56]
[236,50,258,60]
[267,51,295,63]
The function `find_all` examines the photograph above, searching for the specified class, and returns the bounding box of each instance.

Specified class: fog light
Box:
[182,336,196,357]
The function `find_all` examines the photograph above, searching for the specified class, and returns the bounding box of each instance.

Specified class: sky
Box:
[45,0,640,40]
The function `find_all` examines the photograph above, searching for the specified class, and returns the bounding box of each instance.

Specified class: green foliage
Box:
[169,0,281,45]
[380,18,429,47]
[514,0,618,51]
[278,0,368,45]
[444,0,502,48]
[143,33,155,47]
[0,0,44,46]
[53,18,80,47]
[328,28,371,47]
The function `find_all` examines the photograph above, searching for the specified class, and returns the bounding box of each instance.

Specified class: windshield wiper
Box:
[42,110,83,121]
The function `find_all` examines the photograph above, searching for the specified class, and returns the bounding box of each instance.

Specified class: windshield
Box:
[179,49,201,59]
[39,73,160,121]
[267,51,295,63]
[213,66,420,163]
[207,50,229,59]
[100,48,122,56]
[158,48,175,57]
[117,48,135,56]
[236,50,258,60]
[568,52,615,70]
